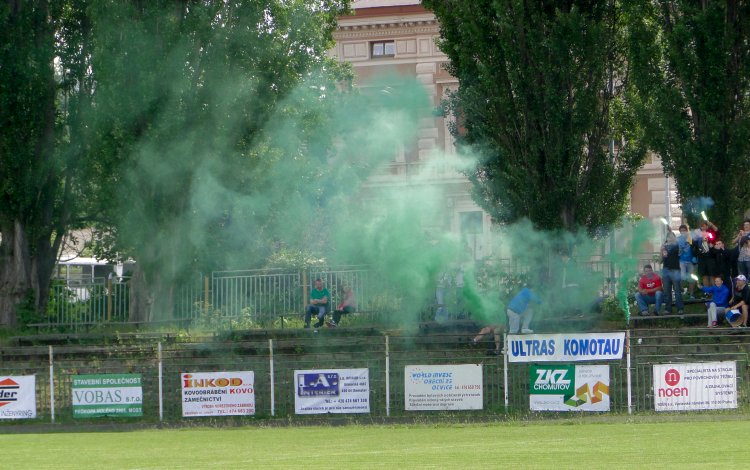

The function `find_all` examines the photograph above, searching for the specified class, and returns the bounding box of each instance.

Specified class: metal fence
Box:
[45,256,663,327]
[1,328,748,425]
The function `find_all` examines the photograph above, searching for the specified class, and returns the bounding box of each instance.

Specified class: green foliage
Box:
[264,249,327,271]
[423,0,647,233]
[625,0,750,234]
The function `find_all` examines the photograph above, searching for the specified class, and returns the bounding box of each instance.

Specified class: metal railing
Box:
[44,256,661,327]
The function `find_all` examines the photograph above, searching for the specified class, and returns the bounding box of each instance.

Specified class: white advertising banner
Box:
[294,368,370,414]
[0,376,36,419]
[507,332,626,363]
[405,364,483,411]
[181,371,255,417]
[653,361,737,411]
[529,365,610,412]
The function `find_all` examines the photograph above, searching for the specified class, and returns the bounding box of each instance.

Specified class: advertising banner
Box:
[529,365,610,411]
[72,374,142,418]
[507,332,625,363]
[653,361,737,411]
[0,376,36,419]
[181,371,255,417]
[294,368,369,414]
[404,364,483,411]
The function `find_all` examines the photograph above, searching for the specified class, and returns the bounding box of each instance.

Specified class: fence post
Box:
[203,276,210,314]
[302,271,308,313]
[269,339,275,417]
[158,342,164,422]
[503,332,509,412]
[626,329,632,415]
[385,335,390,417]
[107,277,113,321]
[48,345,55,423]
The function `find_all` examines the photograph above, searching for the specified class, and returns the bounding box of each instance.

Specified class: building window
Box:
[371,41,396,58]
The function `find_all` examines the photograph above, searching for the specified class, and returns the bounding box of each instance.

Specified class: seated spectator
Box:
[329,283,356,327]
[700,276,730,327]
[635,264,663,316]
[304,278,330,329]
[727,274,750,328]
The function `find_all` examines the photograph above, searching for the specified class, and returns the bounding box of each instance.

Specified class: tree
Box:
[422,0,647,233]
[84,0,353,322]
[0,0,93,326]
[0,0,353,326]
[625,0,750,234]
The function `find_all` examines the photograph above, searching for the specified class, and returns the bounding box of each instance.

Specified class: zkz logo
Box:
[533,368,572,391]
[0,378,20,407]
[535,369,571,386]
[297,373,340,397]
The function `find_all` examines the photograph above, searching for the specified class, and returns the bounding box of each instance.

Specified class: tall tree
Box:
[423,0,647,233]
[85,0,352,321]
[625,0,750,234]
[0,0,92,326]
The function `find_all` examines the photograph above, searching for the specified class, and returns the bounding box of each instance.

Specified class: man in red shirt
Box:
[635,264,663,316]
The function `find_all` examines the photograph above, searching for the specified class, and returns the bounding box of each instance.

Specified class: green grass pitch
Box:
[1,417,744,468]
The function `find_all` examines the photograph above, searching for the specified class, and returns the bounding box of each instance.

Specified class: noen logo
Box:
[658,368,688,398]
[664,369,680,386]
[297,373,339,397]
[0,378,20,407]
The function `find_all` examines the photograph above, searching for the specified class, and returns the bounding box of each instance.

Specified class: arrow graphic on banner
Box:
[564,381,609,407]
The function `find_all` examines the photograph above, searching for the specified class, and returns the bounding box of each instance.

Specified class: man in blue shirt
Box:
[700,276,730,327]
[507,287,542,334]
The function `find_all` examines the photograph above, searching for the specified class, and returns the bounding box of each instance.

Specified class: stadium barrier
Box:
[1,327,747,424]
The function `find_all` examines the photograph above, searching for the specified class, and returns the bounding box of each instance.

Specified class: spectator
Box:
[710,240,732,288]
[472,315,504,356]
[635,264,663,316]
[506,287,542,334]
[730,220,750,278]
[727,274,750,328]
[737,236,750,278]
[329,283,356,327]
[677,225,696,298]
[694,220,719,287]
[304,278,330,329]
[661,231,684,315]
[700,276,730,328]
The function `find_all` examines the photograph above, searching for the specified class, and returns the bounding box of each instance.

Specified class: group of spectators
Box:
[304,278,356,329]
[636,219,750,328]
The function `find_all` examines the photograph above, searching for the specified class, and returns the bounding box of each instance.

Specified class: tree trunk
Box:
[0,220,57,326]
[128,264,175,323]
[128,264,151,323]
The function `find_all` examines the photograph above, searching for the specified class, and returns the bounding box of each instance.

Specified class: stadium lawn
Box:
[1,417,743,468]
